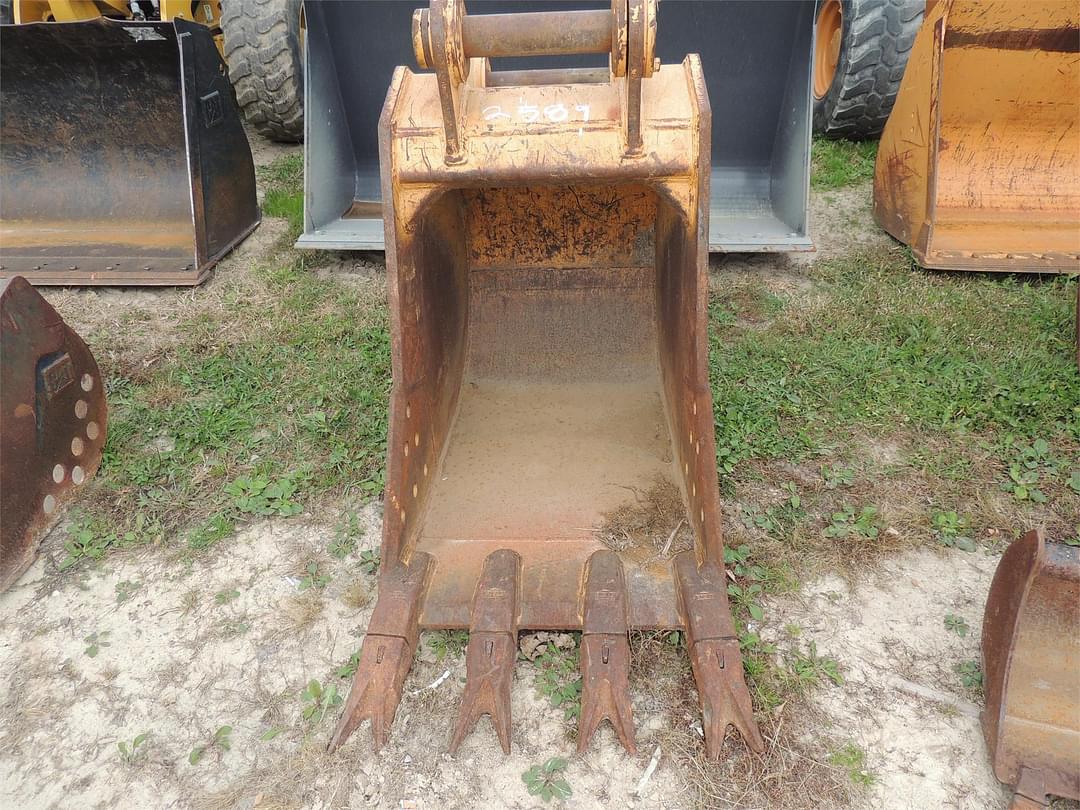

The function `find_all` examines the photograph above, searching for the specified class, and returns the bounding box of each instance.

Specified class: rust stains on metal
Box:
[330,0,761,758]
[0,18,258,286]
[449,549,521,754]
[674,552,764,758]
[943,25,1080,53]
[328,553,433,752]
[981,530,1080,808]
[578,550,636,755]
[0,276,107,591]
[873,1,1080,274]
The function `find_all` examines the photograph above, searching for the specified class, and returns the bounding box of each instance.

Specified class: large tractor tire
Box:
[221,0,304,143]
[812,0,924,138]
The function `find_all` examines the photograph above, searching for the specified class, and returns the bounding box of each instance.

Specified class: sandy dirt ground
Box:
[0,137,1064,810]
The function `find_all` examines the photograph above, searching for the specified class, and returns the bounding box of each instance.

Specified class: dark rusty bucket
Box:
[982,529,1080,809]
[0,276,107,591]
[331,0,762,760]
[0,17,258,286]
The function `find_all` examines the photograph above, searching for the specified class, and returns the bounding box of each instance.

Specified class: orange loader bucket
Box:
[329,0,763,760]
[874,1,1080,272]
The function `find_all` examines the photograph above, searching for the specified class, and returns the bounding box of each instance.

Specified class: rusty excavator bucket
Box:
[874,1,1080,273]
[1,276,107,591]
[330,0,763,758]
[982,529,1080,809]
[0,17,258,286]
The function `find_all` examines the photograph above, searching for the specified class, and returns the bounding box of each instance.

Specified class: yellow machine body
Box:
[13,1,222,41]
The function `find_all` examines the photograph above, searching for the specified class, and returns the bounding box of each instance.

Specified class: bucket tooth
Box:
[449,549,521,755]
[674,551,764,758]
[1011,766,1051,809]
[328,635,413,753]
[329,553,432,752]
[686,637,763,759]
[578,551,636,755]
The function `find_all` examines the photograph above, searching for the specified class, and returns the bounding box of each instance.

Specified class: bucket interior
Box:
[0,22,196,260]
[930,9,1080,257]
[403,184,697,630]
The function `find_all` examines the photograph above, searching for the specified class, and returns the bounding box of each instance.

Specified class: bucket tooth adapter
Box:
[982,530,1080,809]
[873,1,1080,273]
[0,17,259,286]
[0,276,107,591]
[331,0,763,758]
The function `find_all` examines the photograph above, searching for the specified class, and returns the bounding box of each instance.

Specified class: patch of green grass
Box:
[358,549,381,575]
[944,613,969,637]
[60,514,162,572]
[425,629,469,662]
[214,588,240,606]
[84,631,111,658]
[788,641,843,688]
[299,678,342,724]
[329,510,362,558]
[522,757,572,803]
[297,562,331,592]
[955,659,984,694]
[115,580,141,604]
[258,154,304,238]
[932,511,975,551]
[534,638,582,722]
[710,252,1079,476]
[188,725,232,765]
[821,464,854,489]
[823,505,879,539]
[811,137,878,190]
[829,743,875,787]
[335,648,362,680]
[225,475,303,517]
[117,732,150,766]
[93,262,391,553]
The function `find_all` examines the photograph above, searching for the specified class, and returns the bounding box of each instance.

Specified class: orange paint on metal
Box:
[331,0,760,758]
[0,220,196,251]
[814,0,843,99]
[873,1,1080,273]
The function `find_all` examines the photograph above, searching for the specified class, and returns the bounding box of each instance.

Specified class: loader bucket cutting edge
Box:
[982,529,1080,808]
[0,276,107,591]
[331,0,762,759]
[0,17,259,286]
[874,0,1080,273]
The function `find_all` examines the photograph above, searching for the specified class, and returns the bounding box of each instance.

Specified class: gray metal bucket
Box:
[298,0,813,254]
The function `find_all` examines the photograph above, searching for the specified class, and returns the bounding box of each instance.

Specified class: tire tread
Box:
[220,0,304,143]
[814,0,924,139]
